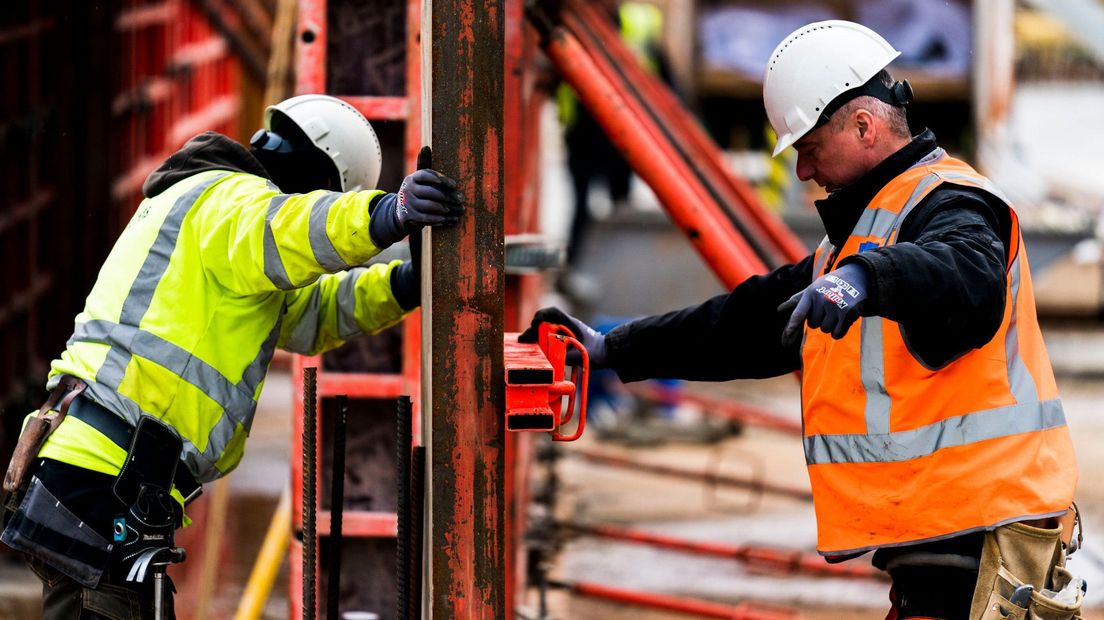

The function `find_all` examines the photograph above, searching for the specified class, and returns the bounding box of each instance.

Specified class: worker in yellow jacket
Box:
[1,94,462,619]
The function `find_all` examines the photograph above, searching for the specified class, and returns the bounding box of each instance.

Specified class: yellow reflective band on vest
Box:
[42,170,410,485]
[799,151,1077,555]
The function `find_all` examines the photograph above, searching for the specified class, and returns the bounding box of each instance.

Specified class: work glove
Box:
[369,168,465,248]
[518,307,608,368]
[779,262,869,347]
[389,147,435,311]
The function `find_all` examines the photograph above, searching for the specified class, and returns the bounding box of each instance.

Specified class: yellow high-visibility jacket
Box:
[38,132,409,490]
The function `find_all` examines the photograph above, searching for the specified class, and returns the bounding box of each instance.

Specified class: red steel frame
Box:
[288,0,544,617]
[288,1,425,618]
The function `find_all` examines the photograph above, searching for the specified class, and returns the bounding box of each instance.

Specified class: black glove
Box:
[519,307,608,367]
[390,147,435,311]
[369,168,464,248]
[779,263,870,347]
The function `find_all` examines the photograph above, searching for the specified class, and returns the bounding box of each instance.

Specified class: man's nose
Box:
[795,157,815,182]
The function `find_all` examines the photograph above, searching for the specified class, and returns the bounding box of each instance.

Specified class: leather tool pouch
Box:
[2,377,86,496]
[970,516,1085,620]
[0,475,112,588]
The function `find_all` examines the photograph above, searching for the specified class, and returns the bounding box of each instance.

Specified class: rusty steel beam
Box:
[422,0,507,617]
[552,580,798,620]
[566,0,807,265]
[531,16,765,287]
[563,521,885,580]
[570,446,813,502]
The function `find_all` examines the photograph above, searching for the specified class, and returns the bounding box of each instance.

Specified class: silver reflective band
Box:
[812,237,834,277]
[308,192,349,271]
[282,285,323,354]
[850,207,899,240]
[804,398,1066,465]
[336,268,365,340]
[263,194,295,290]
[860,317,891,435]
[1005,255,1038,404]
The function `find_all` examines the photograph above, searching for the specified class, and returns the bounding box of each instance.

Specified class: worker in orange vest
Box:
[524,21,1081,619]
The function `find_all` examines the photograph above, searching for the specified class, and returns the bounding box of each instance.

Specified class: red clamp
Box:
[504,323,589,441]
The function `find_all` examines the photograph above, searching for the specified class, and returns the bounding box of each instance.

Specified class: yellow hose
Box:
[233,486,292,620]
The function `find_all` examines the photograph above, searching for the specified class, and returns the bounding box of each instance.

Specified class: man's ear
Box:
[855,109,876,145]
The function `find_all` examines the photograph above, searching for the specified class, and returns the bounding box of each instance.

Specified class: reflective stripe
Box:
[812,237,833,277]
[120,175,227,325]
[937,172,1012,205]
[71,317,274,480]
[884,174,944,244]
[96,174,228,393]
[804,398,1066,465]
[909,147,945,169]
[282,285,323,354]
[74,321,253,417]
[860,317,891,435]
[308,192,349,271]
[336,268,364,339]
[850,208,899,240]
[1005,256,1038,403]
[263,195,295,290]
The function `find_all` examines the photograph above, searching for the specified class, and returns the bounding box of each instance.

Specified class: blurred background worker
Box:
[0,94,463,619]
[525,20,1080,619]
[556,0,671,302]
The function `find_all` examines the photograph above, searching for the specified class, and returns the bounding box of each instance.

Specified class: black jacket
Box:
[605,129,1012,380]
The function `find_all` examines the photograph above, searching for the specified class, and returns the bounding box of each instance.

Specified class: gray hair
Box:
[829,96,911,139]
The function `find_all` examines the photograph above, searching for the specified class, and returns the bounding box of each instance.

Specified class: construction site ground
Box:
[2,327,1103,619]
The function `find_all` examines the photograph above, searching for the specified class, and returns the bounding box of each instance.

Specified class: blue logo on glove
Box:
[858,241,879,253]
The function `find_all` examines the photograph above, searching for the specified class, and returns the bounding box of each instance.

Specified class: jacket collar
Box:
[814,128,938,247]
[142,131,271,198]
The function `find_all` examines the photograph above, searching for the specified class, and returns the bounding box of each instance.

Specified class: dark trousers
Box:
[27,554,175,620]
[887,565,979,619]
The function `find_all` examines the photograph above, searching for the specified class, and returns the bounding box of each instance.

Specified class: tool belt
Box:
[2,377,201,505]
[1,379,199,589]
[969,509,1086,620]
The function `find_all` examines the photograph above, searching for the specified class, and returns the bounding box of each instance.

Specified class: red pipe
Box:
[565,522,885,580]
[557,580,798,620]
[569,446,813,502]
[567,0,808,265]
[624,383,803,436]
[541,25,767,287]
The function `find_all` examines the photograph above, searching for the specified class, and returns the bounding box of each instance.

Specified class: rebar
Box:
[302,366,317,620]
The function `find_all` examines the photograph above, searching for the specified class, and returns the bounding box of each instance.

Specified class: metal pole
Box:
[424,0,507,615]
[563,521,884,579]
[569,446,813,502]
[552,580,797,620]
[302,367,318,620]
[396,395,413,620]
[326,395,348,620]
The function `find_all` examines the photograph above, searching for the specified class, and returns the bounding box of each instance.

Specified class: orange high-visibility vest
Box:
[801,149,1077,556]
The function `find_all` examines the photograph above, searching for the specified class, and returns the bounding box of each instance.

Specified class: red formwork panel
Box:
[0,1,250,577]
[111,0,240,214]
[287,0,546,617]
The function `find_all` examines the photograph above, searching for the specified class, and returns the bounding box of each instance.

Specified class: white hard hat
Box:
[266,94,382,191]
[763,20,901,157]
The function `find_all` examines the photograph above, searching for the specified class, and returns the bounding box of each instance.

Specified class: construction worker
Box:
[524,21,1082,619]
[0,94,463,618]
[556,0,670,301]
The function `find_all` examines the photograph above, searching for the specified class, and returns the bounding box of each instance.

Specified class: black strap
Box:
[67,396,202,504]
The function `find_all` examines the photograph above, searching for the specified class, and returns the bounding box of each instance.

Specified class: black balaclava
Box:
[249,110,343,194]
